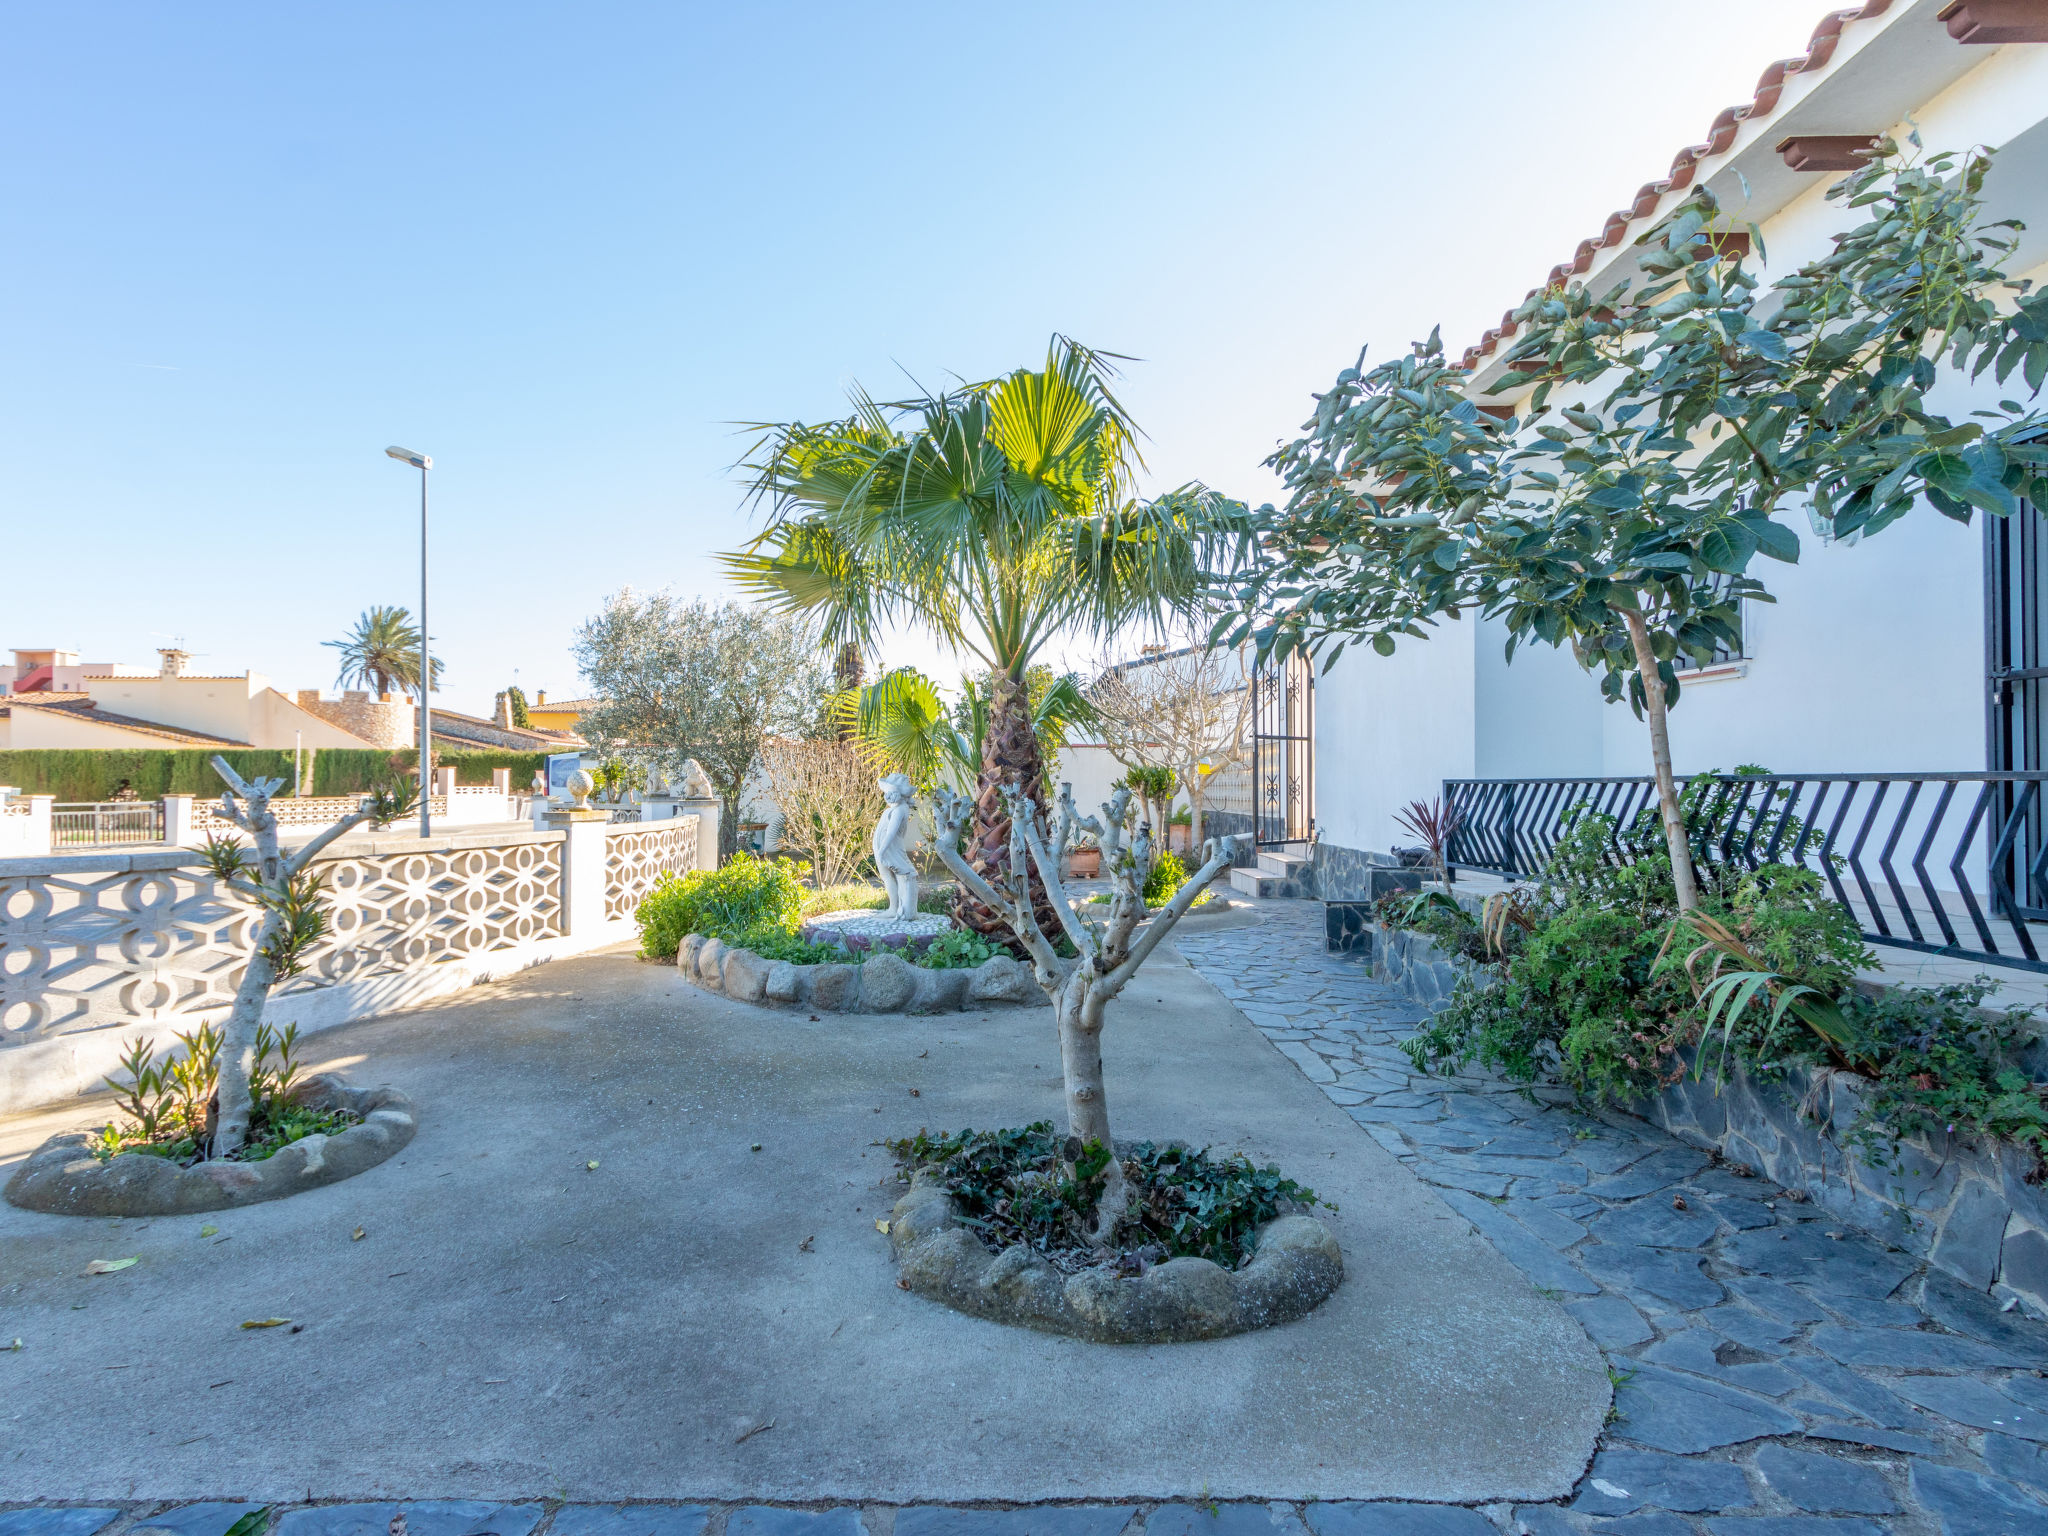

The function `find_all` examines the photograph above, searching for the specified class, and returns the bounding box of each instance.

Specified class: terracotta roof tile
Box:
[1460,2,1897,372]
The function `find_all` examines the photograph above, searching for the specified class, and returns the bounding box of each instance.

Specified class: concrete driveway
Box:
[0,915,1606,1504]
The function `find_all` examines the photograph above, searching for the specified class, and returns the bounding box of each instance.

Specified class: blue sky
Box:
[2,2,1832,715]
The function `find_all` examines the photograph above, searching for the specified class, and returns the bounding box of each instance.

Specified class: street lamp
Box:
[385,445,433,838]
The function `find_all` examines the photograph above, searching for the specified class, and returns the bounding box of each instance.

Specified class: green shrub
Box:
[886,1121,1321,1270]
[917,927,1002,970]
[1839,981,2048,1172]
[1143,849,1212,908]
[0,746,546,801]
[724,924,848,965]
[633,852,806,959]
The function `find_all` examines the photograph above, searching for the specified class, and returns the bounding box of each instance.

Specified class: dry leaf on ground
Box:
[239,1317,291,1329]
[84,1258,138,1275]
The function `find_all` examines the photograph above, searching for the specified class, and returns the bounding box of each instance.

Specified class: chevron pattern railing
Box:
[1444,772,2048,974]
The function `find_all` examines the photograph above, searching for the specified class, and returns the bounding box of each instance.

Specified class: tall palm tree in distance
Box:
[727,336,1253,941]
[324,605,443,700]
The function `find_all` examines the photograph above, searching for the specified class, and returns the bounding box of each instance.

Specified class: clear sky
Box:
[2,1,1835,716]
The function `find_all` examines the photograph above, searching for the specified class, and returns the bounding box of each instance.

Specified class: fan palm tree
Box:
[324,606,444,700]
[727,336,1253,939]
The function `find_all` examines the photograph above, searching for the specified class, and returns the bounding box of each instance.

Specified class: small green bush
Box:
[1143,849,1212,908]
[634,852,807,959]
[1840,981,2048,1171]
[886,1121,1321,1271]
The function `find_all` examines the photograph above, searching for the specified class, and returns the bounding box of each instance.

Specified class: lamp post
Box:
[385,445,433,837]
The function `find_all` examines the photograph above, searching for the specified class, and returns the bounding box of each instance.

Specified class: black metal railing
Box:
[1444,772,2048,974]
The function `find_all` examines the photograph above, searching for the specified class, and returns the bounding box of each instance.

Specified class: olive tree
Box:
[1228,141,2048,910]
[573,592,831,859]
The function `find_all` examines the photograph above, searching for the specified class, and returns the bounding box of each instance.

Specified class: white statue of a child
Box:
[873,773,919,921]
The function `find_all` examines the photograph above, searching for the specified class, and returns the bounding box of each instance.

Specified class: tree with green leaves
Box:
[572,591,829,859]
[324,605,443,700]
[1227,140,2048,911]
[728,336,1253,939]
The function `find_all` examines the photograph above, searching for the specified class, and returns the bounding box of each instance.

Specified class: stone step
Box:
[1256,849,1309,878]
[1229,866,1293,899]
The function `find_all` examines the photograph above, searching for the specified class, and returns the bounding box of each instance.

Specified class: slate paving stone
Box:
[549,1509,712,1536]
[1701,1521,1887,1536]
[1412,1166,1512,1199]
[1784,1355,1935,1431]
[276,1508,544,1536]
[1570,1137,1653,1176]
[1752,1446,1896,1514]
[1346,1104,1443,1126]
[1577,1244,1726,1311]
[1720,1228,1914,1301]
[1611,1364,1802,1453]
[1543,1193,1606,1220]
[130,1507,264,1536]
[1568,1448,1752,1514]
[1566,1293,1656,1348]
[2003,1374,2048,1410]
[1920,1272,2048,1361]
[1506,1508,1575,1536]
[1587,1203,1722,1251]
[1596,1516,1693,1535]
[1143,1506,1308,1536]
[895,1513,1139,1536]
[1508,1198,1589,1249]
[0,1514,122,1536]
[1438,1190,1600,1295]
[1723,1275,1828,1324]
[1982,1431,2048,1496]
[1641,1329,1803,1395]
[728,1512,868,1536]
[1702,1198,1777,1230]
[1585,1149,1709,1201]
[1815,1294,1929,1329]
[1697,1308,1795,1353]
[1908,1461,2048,1536]
[1804,1323,2029,1371]
[1885,1374,2048,1438]
[1301,1506,1493,1536]
[1801,1422,1943,1456]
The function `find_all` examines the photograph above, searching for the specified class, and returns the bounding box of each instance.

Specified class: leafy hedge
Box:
[0,747,546,801]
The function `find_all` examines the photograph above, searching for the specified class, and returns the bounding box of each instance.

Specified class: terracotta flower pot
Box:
[1067,847,1101,878]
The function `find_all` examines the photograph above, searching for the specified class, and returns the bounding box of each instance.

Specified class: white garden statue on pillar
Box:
[873,771,919,921]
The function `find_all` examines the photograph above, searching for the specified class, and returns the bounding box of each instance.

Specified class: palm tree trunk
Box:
[953,671,1062,946]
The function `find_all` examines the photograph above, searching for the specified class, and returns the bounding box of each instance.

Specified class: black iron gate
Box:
[1987,482,2048,916]
[1250,651,1314,846]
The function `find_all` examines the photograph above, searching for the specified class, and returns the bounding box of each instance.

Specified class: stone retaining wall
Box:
[676,932,1039,1014]
[1343,914,2048,1316]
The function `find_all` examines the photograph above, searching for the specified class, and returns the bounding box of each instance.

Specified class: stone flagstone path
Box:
[6,902,2048,1534]
[1176,901,2048,1535]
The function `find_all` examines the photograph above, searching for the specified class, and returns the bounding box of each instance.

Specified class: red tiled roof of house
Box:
[1460,2,1897,372]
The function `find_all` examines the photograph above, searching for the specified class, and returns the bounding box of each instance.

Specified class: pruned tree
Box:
[1227,140,2048,911]
[572,591,831,859]
[930,780,1242,1234]
[1087,647,1252,847]
[196,757,379,1156]
[760,735,885,886]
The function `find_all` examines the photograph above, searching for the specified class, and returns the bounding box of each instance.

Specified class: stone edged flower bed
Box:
[677,932,1037,1013]
[4,1075,416,1217]
[885,1173,1344,1342]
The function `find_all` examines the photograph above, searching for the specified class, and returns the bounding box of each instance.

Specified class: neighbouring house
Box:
[0,647,399,752]
[1250,2,2048,927]
[429,706,585,754]
[523,691,599,735]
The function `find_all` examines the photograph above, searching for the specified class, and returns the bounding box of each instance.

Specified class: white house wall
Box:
[1307,27,2048,878]
[1313,615,1475,863]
